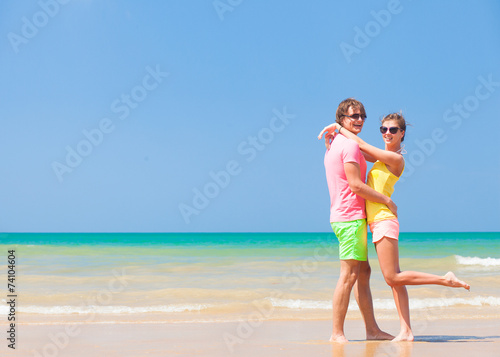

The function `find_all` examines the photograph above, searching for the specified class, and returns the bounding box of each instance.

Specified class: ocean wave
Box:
[2,296,499,316]
[0,303,211,315]
[406,296,500,309]
[455,255,500,267]
[268,296,500,311]
[268,298,331,310]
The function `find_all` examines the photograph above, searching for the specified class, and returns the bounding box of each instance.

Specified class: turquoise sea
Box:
[1,232,499,325]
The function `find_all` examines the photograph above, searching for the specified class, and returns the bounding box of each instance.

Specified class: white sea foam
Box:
[0,303,211,315]
[455,255,500,267]
[406,296,500,309]
[268,298,331,310]
[268,296,500,311]
[2,296,499,316]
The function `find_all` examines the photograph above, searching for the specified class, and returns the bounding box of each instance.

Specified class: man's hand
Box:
[386,199,398,217]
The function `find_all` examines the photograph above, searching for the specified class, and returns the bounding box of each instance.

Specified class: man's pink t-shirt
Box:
[324,134,367,222]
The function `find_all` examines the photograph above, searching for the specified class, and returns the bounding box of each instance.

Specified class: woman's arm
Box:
[333,123,403,169]
[318,124,338,149]
[362,151,377,163]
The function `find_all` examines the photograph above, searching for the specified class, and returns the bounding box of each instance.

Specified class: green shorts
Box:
[331,219,367,261]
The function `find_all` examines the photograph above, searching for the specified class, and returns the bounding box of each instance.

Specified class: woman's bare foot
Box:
[444,271,470,290]
[329,334,349,343]
[392,330,414,342]
[366,329,394,340]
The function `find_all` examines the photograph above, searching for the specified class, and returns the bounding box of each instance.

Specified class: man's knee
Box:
[339,262,360,286]
[358,262,372,280]
[341,271,358,288]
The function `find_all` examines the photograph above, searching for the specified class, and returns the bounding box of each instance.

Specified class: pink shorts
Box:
[369,218,399,243]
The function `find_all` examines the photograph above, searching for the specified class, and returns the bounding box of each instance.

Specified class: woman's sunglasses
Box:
[380,126,402,134]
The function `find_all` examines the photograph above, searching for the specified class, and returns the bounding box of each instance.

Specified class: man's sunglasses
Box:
[380,126,402,134]
[342,114,367,121]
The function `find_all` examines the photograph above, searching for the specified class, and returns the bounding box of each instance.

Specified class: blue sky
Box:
[1,0,499,232]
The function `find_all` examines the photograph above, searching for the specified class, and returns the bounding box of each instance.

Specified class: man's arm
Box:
[344,162,397,216]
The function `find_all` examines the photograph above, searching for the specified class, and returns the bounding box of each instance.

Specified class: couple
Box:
[318,98,470,342]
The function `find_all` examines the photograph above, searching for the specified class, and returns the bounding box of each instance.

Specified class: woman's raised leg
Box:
[375,237,470,289]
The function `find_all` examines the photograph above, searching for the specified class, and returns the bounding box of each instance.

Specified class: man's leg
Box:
[331,259,360,342]
[353,260,394,340]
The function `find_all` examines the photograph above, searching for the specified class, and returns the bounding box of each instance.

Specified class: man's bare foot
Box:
[366,329,394,340]
[392,331,414,342]
[329,334,349,343]
[444,271,470,290]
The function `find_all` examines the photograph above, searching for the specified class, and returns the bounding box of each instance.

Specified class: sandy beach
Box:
[3,318,499,356]
[3,233,499,356]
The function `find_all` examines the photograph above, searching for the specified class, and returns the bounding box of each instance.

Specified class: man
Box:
[318,98,397,342]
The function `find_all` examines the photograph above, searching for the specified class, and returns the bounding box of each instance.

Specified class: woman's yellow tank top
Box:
[366,160,404,224]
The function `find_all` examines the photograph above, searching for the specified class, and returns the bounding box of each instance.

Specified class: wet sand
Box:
[3,318,499,356]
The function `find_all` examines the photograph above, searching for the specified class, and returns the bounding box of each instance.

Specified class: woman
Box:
[318,112,470,341]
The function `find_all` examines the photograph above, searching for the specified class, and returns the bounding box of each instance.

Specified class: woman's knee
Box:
[384,274,401,287]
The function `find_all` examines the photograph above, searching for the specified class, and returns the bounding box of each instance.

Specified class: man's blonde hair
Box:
[335,98,366,125]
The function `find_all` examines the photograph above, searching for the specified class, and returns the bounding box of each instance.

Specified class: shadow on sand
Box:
[414,335,500,343]
[330,335,500,357]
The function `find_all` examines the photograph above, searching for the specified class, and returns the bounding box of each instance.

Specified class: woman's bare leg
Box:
[374,237,470,341]
[374,237,413,341]
[375,238,470,289]
[390,285,412,341]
